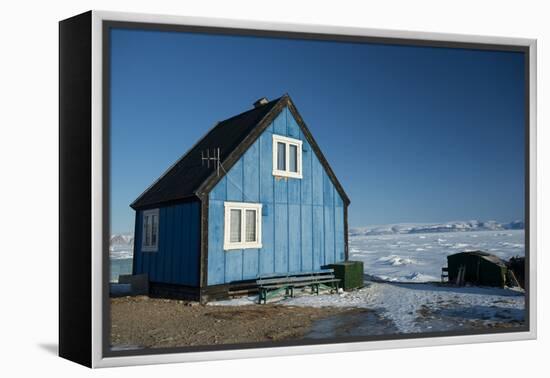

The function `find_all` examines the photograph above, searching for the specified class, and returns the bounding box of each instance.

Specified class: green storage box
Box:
[328,261,364,291]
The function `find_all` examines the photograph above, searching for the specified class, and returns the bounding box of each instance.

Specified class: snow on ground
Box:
[285,283,524,333]
[116,228,526,333]
[211,229,526,333]
[211,282,525,333]
[350,229,524,283]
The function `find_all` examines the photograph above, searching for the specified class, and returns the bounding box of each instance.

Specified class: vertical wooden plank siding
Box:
[165,206,175,284]
[300,205,313,271]
[273,106,287,135]
[259,131,275,275]
[207,200,225,285]
[133,210,143,275]
[206,107,346,285]
[260,204,275,275]
[176,204,188,284]
[300,139,313,205]
[242,142,260,279]
[224,157,244,282]
[226,159,244,202]
[312,154,324,206]
[133,201,201,286]
[312,205,324,268]
[335,205,345,262]
[274,203,289,273]
[259,131,274,203]
[287,109,301,138]
[225,246,243,282]
[324,201,335,265]
[243,142,260,202]
[288,204,301,272]
[274,177,288,204]
[189,202,200,283]
[242,248,259,280]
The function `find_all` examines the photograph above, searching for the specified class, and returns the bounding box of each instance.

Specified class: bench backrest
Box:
[256,270,336,286]
[257,269,334,280]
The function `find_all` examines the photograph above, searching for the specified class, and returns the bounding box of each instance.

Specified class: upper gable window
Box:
[272,134,303,179]
[142,208,159,252]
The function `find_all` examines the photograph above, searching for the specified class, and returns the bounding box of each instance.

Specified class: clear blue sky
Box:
[110,28,525,234]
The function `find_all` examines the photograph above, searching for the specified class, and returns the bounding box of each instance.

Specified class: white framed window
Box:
[272,134,303,179]
[142,208,159,252]
[224,202,262,250]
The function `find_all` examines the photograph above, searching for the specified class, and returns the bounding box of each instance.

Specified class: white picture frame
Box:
[59,9,537,368]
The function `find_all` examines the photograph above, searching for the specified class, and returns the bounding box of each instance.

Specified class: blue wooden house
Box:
[130,95,350,302]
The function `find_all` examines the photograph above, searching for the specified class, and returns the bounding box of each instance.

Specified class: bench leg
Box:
[259,289,267,304]
[285,286,293,298]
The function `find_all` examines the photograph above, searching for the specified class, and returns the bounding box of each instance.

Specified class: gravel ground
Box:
[110,296,365,349]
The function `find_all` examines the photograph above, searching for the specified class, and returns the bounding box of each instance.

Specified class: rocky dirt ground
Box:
[110,296,366,349]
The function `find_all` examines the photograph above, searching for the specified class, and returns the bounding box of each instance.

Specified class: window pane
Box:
[277,142,286,171]
[230,209,241,243]
[151,215,158,245]
[289,144,298,173]
[144,215,150,246]
[245,210,256,242]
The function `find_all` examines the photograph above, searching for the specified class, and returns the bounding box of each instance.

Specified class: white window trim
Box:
[223,202,262,250]
[141,208,159,252]
[272,134,303,179]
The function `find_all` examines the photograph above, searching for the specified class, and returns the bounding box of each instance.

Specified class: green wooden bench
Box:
[256,269,340,304]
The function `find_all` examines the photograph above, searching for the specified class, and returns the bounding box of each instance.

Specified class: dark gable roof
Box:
[449,251,506,267]
[131,94,350,210]
[130,97,281,209]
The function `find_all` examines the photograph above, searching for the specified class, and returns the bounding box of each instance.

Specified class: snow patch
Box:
[350,229,524,284]
[377,255,417,266]
[213,282,526,334]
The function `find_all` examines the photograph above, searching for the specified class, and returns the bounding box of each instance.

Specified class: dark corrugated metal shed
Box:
[447,251,508,287]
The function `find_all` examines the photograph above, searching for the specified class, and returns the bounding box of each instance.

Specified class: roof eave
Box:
[196,96,289,197]
[129,194,201,211]
[197,94,351,206]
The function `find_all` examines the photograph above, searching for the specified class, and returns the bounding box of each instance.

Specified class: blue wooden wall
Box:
[207,107,346,285]
[133,201,200,286]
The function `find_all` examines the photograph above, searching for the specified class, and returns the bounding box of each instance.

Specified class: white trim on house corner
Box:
[223,202,262,250]
[272,134,303,179]
[141,208,159,252]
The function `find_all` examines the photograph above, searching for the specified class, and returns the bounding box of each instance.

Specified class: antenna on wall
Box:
[201,147,221,177]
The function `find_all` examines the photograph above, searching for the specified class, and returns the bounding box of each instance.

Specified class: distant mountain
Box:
[110,233,134,255]
[503,220,525,230]
[110,234,134,245]
[350,220,524,236]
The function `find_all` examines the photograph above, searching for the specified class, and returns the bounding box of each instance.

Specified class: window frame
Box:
[272,134,303,179]
[223,202,262,250]
[141,208,160,252]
